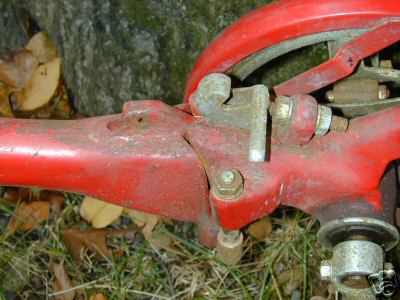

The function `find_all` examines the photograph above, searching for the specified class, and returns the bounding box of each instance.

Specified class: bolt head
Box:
[320,260,332,281]
[213,169,244,200]
[198,73,231,103]
[222,170,235,184]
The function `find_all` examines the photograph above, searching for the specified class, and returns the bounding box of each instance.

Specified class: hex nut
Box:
[213,169,244,200]
[320,260,332,281]
[274,96,294,122]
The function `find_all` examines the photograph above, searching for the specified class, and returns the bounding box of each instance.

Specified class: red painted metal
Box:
[0,0,399,243]
[0,101,210,224]
[1,98,399,230]
[273,94,318,145]
[184,0,400,104]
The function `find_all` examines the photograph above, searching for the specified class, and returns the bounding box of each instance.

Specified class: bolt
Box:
[330,115,349,132]
[222,170,235,184]
[378,85,390,100]
[320,260,332,281]
[217,229,243,265]
[213,169,244,200]
[325,90,335,102]
[197,73,231,103]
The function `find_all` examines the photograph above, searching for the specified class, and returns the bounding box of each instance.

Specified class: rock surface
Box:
[1,1,275,116]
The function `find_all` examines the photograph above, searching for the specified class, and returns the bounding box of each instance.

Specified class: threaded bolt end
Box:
[330,116,349,132]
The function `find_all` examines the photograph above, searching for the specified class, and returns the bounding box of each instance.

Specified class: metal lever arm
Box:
[0,101,209,223]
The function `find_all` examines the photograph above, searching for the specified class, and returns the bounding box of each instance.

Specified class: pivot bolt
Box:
[213,169,244,200]
[197,73,231,103]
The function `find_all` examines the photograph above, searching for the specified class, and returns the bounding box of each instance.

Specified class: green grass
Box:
[0,192,331,300]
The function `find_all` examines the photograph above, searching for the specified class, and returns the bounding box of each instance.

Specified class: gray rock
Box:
[2,0,273,116]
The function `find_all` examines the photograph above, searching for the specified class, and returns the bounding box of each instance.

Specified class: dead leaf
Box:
[25,32,57,64]
[20,57,61,111]
[0,49,39,88]
[248,217,272,241]
[0,83,16,117]
[80,196,124,229]
[89,293,108,300]
[51,262,75,300]
[125,209,161,239]
[61,226,136,261]
[147,230,172,250]
[7,201,50,231]
[277,265,304,296]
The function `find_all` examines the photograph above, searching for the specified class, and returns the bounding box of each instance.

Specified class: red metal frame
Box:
[1,0,400,246]
[185,0,400,105]
[1,100,400,230]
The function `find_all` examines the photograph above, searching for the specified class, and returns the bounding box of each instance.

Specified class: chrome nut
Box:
[213,169,244,200]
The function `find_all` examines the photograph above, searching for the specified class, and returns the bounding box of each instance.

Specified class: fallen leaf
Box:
[25,32,58,64]
[248,217,272,241]
[7,201,50,231]
[0,49,38,88]
[80,196,124,229]
[147,229,172,250]
[46,193,65,215]
[20,57,61,111]
[0,83,16,117]
[89,293,108,300]
[51,262,75,300]
[61,226,136,261]
[277,265,304,296]
[125,209,161,239]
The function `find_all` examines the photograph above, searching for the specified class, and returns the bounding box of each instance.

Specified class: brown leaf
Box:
[61,226,136,261]
[44,192,65,216]
[125,209,161,239]
[51,262,75,300]
[0,49,39,88]
[89,293,108,300]
[20,57,61,111]
[7,201,50,232]
[248,217,272,241]
[0,83,16,117]
[80,197,123,229]
[25,32,58,64]
[277,265,304,296]
[147,230,172,250]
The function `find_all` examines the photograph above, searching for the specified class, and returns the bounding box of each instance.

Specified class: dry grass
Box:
[0,192,332,300]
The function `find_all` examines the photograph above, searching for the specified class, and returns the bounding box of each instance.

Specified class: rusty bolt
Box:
[197,73,231,103]
[330,115,349,132]
[213,169,244,200]
[315,105,349,135]
[378,85,390,100]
